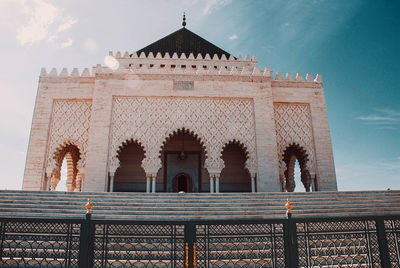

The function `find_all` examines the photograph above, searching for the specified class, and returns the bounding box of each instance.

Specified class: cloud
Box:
[229,34,238,40]
[16,0,58,45]
[375,108,400,117]
[355,116,397,122]
[84,38,97,53]
[59,38,73,48]
[57,16,77,33]
[355,108,400,129]
[16,0,77,48]
[203,0,232,15]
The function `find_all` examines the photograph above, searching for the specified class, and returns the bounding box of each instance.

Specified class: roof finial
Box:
[182,12,186,27]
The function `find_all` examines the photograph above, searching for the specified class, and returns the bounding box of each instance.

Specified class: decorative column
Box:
[109,172,115,192]
[50,177,59,191]
[209,176,214,193]
[50,172,60,191]
[152,174,156,193]
[75,172,83,192]
[215,174,220,193]
[250,172,256,193]
[146,173,151,193]
[280,174,286,192]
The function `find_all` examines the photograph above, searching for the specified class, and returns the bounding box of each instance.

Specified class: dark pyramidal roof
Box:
[135,27,232,59]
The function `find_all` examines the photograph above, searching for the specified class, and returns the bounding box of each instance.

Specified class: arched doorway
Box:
[282,144,312,192]
[220,141,251,192]
[173,173,192,192]
[114,140,146,192]
[160,129,208,192]
[50,143,81,192]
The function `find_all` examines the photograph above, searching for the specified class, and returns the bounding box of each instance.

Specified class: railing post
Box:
[79,199,95,268]
[283,199,299,268]
[376,217,391,268]
[185,222,196,268]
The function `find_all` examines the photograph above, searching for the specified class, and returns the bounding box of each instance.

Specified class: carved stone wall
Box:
[109,96,257,175]
[273,103,316,176]
[46,100,92,174]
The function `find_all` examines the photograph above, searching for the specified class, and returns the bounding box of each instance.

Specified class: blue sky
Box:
[0,0,399,191]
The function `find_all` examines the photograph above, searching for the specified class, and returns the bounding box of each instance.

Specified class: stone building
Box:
[23,20,337,193]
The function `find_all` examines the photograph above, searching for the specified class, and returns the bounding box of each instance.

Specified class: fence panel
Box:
[195,222,286,268]
[92,222,185,268]
[384,219,400,267]
[0,218,81,267]
[296,219,381,267]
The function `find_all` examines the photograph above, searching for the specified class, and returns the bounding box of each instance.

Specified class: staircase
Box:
[0,190,399,220]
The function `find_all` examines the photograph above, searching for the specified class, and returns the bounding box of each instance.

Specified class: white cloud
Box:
[17,0,59,45]
[229,34,238,40]
[57,16,77,33]
[16,0,77,48]
[355,108,400,129]
[355,116,397,122]
[84,38,97,53]
[375,108,400,117]
[203,0,232,15]
[59,38,73,48]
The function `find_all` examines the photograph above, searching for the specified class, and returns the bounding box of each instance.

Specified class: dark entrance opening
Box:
[173,173,192,192]
[160,129,208,192]
[114,141,146,192]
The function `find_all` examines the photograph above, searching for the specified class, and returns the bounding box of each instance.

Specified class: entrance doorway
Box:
[173,173,192,192]
[161,129,207,192]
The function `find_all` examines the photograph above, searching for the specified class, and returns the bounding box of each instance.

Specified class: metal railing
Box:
[0,199,399,267]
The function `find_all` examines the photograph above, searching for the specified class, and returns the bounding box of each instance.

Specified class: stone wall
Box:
[23,53,336,192]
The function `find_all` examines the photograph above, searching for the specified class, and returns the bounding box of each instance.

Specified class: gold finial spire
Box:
[285,198,292,216]
[182,12,186,27]
[85,199,93,214]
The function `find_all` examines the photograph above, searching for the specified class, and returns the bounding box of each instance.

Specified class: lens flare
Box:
[104,55,120,71]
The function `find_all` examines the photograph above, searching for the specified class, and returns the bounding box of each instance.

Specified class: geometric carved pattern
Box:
[297,220,382,267]
[109,96,257,174]
[273,103,316,176]
[46,100,92,174]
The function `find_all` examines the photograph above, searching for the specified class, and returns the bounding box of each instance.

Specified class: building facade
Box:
[23,25,337,193]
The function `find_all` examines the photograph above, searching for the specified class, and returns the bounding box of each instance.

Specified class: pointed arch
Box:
[49,141,82,192]
[219,139,252,192]
[159,128,208,159]
[113,139,146,192]
[159,128,208,192]
[282,143,312,192]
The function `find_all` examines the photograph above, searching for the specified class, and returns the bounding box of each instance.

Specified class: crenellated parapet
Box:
[39,52,323,88]
[40,67,94,78]
[273,72,322,83]
[112,50,258,69]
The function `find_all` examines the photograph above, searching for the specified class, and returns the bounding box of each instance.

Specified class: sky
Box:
[0,0,399,191]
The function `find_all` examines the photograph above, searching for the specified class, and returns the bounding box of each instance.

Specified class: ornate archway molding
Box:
[282,143,312,192]
[273,103,317,187]
[108,96,258,177]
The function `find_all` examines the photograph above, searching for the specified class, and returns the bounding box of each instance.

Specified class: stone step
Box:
[1,190,399,220]
[2,189,399,198]
[0,200,399,211]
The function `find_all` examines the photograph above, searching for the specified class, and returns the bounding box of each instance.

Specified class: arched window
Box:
[50,143,81,192]
[282,144,312,192]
